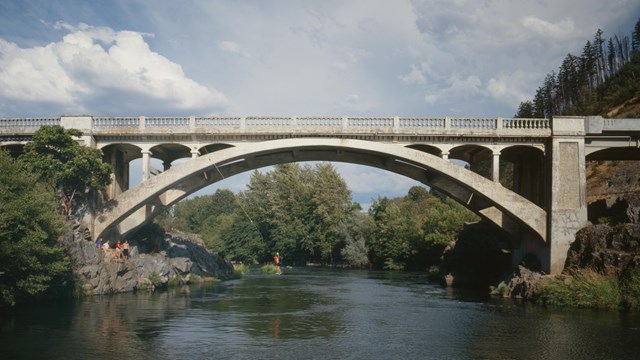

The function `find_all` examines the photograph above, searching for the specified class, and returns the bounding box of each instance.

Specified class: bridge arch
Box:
[499,145,546,206]
[199,143,235,155]
[0,143,25,158]
[149,143,193,170]
[92,138,547,245]
[100,143,142,198]
[405,144,443,157]
[586,147,640,161]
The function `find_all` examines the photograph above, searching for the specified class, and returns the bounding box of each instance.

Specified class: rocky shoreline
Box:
[63,223,233,295]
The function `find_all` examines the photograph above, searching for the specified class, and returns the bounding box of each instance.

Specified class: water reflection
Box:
[192,275,344,339]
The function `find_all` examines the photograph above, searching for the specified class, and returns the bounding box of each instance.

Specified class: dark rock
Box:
[588,193,640,225]
[499,265,545,299]
[62,224,232,295]
[565,223,640,275]
[439,221,513,288]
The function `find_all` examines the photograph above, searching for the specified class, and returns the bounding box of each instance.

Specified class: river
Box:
[1,268,639,359]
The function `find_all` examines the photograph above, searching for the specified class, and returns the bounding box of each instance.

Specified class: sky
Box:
[1,0,639,207]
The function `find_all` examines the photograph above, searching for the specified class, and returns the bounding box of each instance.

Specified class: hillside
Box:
[584,53,640,203]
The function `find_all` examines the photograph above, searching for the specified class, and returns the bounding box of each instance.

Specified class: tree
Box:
[173,189,238,233]
[366,196,420,270]
[0,150,70,307]
[242,163,356,265]
[339,211,370,268]
[20,126,111,215]
[633,18,640,54]
[514,100,535,118]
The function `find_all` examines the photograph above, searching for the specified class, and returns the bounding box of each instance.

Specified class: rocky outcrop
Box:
[492,265,547,299]
[439,221,513,288]
[564,223,640,276]
[63,223,233,295]
[588,193,640,225]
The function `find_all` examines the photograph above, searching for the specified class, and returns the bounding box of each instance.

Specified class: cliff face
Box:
[63,223,232,295]
[565,171,640,276]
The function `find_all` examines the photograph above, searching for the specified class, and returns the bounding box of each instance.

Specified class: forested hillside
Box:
[515,18,640,119]
[515,17,640,204]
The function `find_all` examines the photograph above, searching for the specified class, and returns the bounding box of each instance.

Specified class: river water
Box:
[1,268,640,359]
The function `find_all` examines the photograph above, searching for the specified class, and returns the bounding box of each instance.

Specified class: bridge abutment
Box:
[547,117,589,274]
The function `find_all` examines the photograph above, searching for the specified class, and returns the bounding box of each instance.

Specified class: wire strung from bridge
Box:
[210,160,265,241]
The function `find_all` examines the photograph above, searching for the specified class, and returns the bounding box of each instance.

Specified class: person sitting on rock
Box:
[102,241,112,256]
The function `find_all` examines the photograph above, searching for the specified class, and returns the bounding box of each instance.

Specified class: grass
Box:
[535,269,621,310]
[260,264,278,274]
[230,263,250,279]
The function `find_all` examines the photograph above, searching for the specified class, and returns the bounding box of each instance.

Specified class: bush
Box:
[232,263,249,277]
[260,264,278,274]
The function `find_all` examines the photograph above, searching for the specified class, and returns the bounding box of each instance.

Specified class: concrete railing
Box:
[0,117,60,128]
[93,116,550,132]
[1,115,551,136]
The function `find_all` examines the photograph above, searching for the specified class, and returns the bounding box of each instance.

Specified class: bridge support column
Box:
[106,148,129,199]
[492,150,500,182]
[141,150,152,181]
[547,117,589,274]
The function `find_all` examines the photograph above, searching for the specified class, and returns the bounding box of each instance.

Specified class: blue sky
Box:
[1,0,639,206]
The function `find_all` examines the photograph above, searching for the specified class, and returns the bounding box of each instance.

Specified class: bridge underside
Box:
[93,138,547,252]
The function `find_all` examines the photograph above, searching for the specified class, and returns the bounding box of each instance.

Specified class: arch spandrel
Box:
[92,138,547,242]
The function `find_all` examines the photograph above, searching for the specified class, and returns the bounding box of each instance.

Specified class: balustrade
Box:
[398,117,446,128]
[94,117,139,128]
[1,115,553,136]
[297,117,342,127]
[347,117,394,128]
[195,116,241,127]
[0,117,59,127]
[245,117,293,127]
[145,117,190,127]
[502,118,549,129]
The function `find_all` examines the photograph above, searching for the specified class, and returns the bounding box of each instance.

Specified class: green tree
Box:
[173,189,238,233]
[20,125,111,215]
[365,187,479,271]
[339,210,370,268]
[243,163,356,265]
[0,150,70,307]
[366,196,420,270]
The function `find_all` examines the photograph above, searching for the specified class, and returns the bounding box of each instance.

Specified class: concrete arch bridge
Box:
[2,115,640,274]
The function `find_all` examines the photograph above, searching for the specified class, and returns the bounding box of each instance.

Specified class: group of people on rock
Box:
[95,238,129,260]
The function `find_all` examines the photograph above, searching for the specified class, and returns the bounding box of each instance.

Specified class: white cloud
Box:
[0,23,228,115]
[399,64,427,85]
[218,40,250,58]
[521,16,575,38]
[345,94,359,103]
[424,75,484,106]
[486,70,537,106]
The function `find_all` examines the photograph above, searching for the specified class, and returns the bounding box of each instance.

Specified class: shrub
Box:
[260,264,278,274]
[232,263,249,277]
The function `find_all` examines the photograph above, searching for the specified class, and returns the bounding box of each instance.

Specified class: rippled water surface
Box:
[2,268,640,359]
